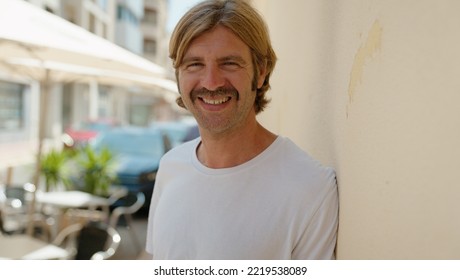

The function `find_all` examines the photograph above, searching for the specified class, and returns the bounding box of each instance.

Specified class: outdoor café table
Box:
[36,190,111,210]
[36,186,127,210]
[36,190,114,238]
[0,234,69,260]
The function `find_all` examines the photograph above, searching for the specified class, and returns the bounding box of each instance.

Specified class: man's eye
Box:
[184,63,203,70]
[222,62,241,69]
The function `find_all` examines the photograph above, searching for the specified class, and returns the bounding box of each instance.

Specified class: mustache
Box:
[190,87,239,101]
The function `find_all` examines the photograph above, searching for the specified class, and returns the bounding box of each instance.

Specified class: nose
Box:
[201,65,225,91]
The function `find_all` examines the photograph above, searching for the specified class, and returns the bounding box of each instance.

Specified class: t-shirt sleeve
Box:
[145,189,156,256]
[145,165,165,257]
[292,172,339,260]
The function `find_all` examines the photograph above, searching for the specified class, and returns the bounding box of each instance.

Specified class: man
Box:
[146,0,338,259]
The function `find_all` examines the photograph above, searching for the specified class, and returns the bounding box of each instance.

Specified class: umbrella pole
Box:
[27,69,50,236]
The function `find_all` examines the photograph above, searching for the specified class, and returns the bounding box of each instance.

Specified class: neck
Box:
[197,120,277,169]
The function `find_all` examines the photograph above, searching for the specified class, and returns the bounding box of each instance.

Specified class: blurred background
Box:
[1,0,460,260]
[0,0,200,260]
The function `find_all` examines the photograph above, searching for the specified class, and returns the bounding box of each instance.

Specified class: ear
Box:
[256,62,267,89]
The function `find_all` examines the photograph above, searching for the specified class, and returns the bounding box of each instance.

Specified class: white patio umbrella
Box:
[0,0,178,235]
[0,0,178,90]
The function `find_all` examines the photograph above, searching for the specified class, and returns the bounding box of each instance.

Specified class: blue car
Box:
[150,120,200,148]
[90,126,168,209]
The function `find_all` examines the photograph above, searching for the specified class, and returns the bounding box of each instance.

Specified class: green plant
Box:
[77,145,117,196]
[40,149,71,192]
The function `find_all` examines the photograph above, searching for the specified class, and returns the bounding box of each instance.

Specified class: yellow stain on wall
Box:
[347,20,383,116]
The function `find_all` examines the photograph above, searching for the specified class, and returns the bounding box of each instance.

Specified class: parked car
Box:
[89,126,168,210]
[62,119,119,150]
[150,120,200,148]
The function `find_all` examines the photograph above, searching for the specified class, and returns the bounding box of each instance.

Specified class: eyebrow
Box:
[181,56,202,65]
[181,55,248,65]
[217,55,247,65]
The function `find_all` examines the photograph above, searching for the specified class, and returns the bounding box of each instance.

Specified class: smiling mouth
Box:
[192,87,238,106]
[200,96,231,105]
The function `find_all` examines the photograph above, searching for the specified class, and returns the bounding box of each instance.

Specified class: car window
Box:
[92,130,165,159]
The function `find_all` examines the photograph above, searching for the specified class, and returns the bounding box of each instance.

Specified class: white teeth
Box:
[202,97,230,105]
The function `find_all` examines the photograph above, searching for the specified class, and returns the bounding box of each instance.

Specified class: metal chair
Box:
[0,183,52,241]
[109,192,145,251]
[0,208,6,235]
[63,186,128,224]
[52,221,121,260]
[0,183,31,233]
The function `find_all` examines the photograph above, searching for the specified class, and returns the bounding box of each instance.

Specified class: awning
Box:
[0,0,177,92]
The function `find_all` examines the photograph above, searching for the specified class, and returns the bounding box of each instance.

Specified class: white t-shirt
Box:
[146,136,338,259]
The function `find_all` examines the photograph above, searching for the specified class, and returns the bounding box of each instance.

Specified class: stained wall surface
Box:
[253,0,460,259]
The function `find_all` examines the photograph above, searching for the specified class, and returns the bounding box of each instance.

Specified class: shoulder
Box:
[275,137,335,177]
[160,138,199,164]
[272,137,337,195]
[153,138,199,192]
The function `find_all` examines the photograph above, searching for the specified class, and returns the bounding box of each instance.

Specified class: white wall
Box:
[254,0,460,259]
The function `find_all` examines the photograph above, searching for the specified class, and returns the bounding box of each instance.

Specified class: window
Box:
[98,87,110,117]
[0,81,24,131]
[143,8,158,25]
[144,39,157,56]
[117,5,139,25]
[96,0,108,11]
[89,13,96,34]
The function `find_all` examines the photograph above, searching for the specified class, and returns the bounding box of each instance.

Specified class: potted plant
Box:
[40,149,72,192]
[75,145,118,196]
